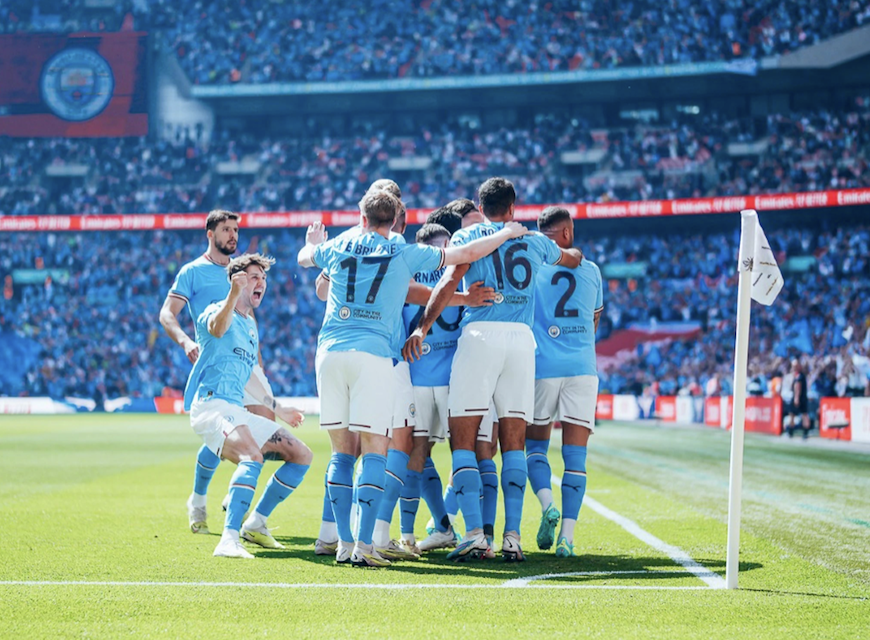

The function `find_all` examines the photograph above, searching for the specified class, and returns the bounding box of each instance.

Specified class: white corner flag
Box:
[725,209,783,590]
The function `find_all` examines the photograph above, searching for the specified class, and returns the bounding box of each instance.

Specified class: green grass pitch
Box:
[1,414,868,639]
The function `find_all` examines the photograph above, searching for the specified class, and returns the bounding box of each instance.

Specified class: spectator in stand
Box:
[2,98,869,216]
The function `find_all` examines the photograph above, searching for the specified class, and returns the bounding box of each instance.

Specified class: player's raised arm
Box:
[207,271,247,338]
[298,221,328,268]
[442,221,530,265]
[159,295,200,363]
[403,264,469,362]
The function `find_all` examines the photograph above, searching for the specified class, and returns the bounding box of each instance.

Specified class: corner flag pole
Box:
[725,210,757,590]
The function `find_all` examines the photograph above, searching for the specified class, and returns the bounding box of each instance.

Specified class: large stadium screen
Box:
[0,32,148,137]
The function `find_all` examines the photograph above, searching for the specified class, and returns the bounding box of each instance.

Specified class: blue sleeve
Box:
[403,244,445,275]
[530,232,562,265]
[311,239,338,270]
[169,264,194,301]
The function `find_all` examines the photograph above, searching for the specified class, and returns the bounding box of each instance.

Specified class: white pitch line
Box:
[551,474,726,589]
[0,580,707,591]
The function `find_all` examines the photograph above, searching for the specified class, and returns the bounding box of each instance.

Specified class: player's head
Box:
[477,177,515,222]
[444,198,483,228]
[366,179,405,234]
[368,178,402,201]
[537,206,574,249]
[359,189,401,230]
[206,209,240,256]
[416,223,451,249]
[426,207,462,237]
[226,253,275,309]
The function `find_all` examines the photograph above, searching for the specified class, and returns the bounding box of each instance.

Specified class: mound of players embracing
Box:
[162,176,603,567]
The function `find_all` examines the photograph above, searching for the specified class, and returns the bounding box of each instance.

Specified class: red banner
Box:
[595,395,614,421]
[154,397,186,414]
[704,397,722,427]
[819,397,852,440]
[744,396,782,435]
[2,187,868,232]
[655,396,677,422]
[0,32,148,137]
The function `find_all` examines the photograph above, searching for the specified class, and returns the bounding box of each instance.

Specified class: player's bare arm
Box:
[442,221,530,266]
[159,295,200,363]
[594,308,603,333]
[207,271,247,338]
[315,271,330,301]
[558,247,583,269]
[406,279,495,307]
[297,221,328,268]
[403,264,469,362]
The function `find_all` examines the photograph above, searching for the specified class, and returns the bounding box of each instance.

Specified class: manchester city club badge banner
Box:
[0,32,148,137]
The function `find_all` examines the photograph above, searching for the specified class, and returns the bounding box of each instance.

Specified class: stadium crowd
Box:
[2,97,869,216]
[2,221,868,404]
[6,0,869,83]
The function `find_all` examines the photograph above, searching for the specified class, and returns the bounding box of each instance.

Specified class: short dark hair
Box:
[425,208,462,236]
[359,190,400,227]
[368,178,402,201]
[445,198,478,219]
[416,223,451,246]
[538,206,572,232]
[477,178,515,219]
[206,209,239,231]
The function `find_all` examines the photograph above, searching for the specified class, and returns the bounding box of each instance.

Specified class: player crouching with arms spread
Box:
[185,253,312,559]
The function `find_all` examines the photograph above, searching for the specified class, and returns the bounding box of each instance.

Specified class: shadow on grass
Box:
[258,537,761,583]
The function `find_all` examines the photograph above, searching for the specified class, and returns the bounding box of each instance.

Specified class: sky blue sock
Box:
[193,445,220,496]
[526,438,552,495]
[444,484,459,516]
[225,461,262,532]
[501,450,527,534]
[561,445,588,521]
[327,453,355,544]
[321,471,335,523]
[400,469,422,536]
[479,458,498,538]
[377,449,409,523]
[357,453,387,545]
[421,458,450,533]
[452,449,482,532]
[254,462,309,518]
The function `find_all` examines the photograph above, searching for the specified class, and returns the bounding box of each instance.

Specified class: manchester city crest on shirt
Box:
[338,306,351,320]
[494,292,505,304]
[548,325,561,338]
[420,343,432,355]
[40,48,114,122]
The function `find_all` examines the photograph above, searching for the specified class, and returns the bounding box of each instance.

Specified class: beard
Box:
[216,239,236,256]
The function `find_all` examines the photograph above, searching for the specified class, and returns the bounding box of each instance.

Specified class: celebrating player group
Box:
[161,176,603,567]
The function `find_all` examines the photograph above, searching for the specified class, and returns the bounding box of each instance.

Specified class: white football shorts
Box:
[413,385,449,443]
[190,397,281,458]
[448,321,536,422]
[392,360,417,430]
[533,375,599,432]
[316,349,394,436]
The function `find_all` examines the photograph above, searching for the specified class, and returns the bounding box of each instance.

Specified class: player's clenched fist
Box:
[230,270,248,296]
[306,221,328,246]
[277,404,305,428]
[182,338,200,364]
[402,328,426,363]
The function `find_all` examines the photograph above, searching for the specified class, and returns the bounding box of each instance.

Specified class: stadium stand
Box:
[2,97,869,215]
[2,222,868,403]
[3,1,870,83]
